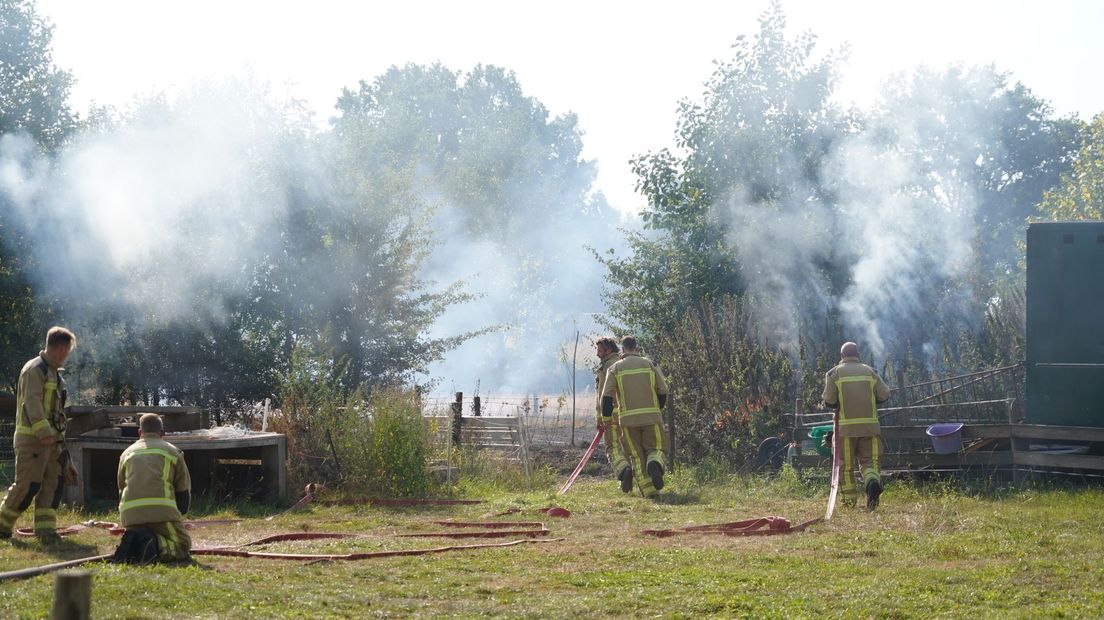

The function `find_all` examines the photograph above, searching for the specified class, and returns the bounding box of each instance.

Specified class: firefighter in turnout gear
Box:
[595,337,632,492]
[113,413,192,563]
[821,341,891,510]
[0,327,77,542]
[601,336,669,497]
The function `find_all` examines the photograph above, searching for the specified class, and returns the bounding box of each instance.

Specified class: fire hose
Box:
[825,416,841,521]
[641,515,821,538]
[557,427,604,495]
[0,518,558,581]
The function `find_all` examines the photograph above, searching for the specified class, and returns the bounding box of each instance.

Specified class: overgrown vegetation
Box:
[274,344,432,497]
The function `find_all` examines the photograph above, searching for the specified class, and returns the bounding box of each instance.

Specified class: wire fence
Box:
[420,394,595,448]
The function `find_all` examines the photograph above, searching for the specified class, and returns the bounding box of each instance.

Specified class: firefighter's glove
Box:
[601,396,615,420]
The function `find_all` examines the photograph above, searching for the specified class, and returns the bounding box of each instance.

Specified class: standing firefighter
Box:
[595,337,632,492]
[601,336,669,497]
[0,326,77,542]
[112,413,192,564]
[821,341,891,510]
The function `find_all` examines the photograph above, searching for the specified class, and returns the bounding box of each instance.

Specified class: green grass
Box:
[1,468,1103,618]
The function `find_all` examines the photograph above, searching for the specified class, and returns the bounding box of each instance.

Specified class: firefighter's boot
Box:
[647,461,664,492]
[866,478,883,511]
[618,467,634,493]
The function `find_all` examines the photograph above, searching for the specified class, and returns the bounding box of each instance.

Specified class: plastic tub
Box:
[809,424,833,457]
[926,423,964,454]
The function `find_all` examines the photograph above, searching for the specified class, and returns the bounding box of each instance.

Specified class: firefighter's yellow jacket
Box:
[602,353,669,428]
[821,357,891,438]
[14,352,65,449]
[117,435,191,528]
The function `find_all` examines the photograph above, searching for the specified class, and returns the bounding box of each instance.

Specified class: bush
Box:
[273,344,431,497]
[651,296,795,469]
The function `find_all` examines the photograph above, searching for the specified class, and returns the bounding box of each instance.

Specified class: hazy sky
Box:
[35,0,1104,213]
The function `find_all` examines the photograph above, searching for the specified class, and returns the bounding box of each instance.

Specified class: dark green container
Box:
[1026,222,1104,427]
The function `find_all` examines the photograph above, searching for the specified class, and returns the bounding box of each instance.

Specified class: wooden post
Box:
[895,369,907,406]
[472,396,481,417]
[665,393,675,473]
[51,570,91,620]
[451,392,463,446]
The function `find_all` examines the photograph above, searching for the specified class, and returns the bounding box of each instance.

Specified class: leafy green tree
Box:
[0,0,75,387]
[333,63,611,387]
[0,0,75,151]
[601,2,851,340]
[1037,113,1104,221]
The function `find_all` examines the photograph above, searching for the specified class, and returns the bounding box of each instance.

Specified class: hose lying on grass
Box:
[0,519,558,581]
[641,515,821,538]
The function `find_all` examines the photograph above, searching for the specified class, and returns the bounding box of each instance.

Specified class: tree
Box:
[333,63,613,389]
[1037,113,1104,221]
[601,1,851,341]
[0,0,75,388]
[0,0,76,151]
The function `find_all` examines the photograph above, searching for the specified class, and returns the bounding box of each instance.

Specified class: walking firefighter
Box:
[594,337,632,492]
[821,341,891,510]
[601,335,670,497]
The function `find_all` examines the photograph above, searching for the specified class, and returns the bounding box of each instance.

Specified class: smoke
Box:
[419,186,627,396]
[0,72,627,398]
[715,66,1003,363]
[0,79,297,359]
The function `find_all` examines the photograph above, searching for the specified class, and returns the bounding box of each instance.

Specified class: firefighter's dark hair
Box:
[620,335,638,350]
[596,337,618,353]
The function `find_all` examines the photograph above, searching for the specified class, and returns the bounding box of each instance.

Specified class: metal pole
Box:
[571,329,579,445]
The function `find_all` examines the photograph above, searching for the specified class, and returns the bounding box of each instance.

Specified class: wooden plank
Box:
[790,452,1012,469]
[1011,425,1104,442]
[880,425,1011,441]
[1014,451,1104,470]
[67,406,200,415]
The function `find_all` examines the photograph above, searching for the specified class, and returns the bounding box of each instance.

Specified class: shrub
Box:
[273,343,431,497]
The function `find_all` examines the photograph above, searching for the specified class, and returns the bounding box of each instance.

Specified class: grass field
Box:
[0,466,1102,619]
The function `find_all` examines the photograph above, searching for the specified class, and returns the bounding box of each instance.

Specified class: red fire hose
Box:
[641,515,821,538]
[558,427,605,495]
[825,416,841,521]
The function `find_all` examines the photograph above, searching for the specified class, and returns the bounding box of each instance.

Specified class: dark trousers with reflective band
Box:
[840,435,880,498]
[601,414,630,477]
[135,521,192,561]
[0,444,62,535]
[622,423,666,497]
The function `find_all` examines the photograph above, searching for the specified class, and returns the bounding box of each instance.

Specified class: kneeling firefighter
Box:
[113,413,193,563]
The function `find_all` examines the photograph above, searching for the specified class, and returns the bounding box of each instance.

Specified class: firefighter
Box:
[821,341,891,510]
[595,337,632,492]
[0,326,77,542]
[112,413,192,563]
[601,336,669,497]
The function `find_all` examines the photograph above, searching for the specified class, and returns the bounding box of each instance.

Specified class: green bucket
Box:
[808,424,833,457]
